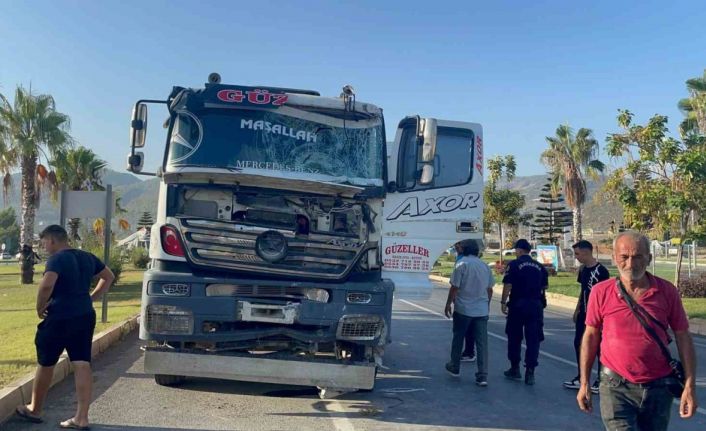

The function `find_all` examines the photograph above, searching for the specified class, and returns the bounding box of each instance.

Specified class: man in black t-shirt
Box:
[562,240,609,393]
[15,225,114,430]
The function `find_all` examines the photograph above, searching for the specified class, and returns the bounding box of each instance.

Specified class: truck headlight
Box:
[146,305,194,335]
[305,288,330,303]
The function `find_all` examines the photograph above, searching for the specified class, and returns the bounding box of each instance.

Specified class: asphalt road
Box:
[3,281,705,430]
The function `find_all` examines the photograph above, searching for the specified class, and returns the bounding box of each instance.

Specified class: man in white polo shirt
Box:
[444,239,495,386]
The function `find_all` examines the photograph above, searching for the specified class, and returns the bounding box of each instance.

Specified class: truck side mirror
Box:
[419,118,437,162]
[419,164,434,185]
[127,152,144,173]
[131,104,148,148]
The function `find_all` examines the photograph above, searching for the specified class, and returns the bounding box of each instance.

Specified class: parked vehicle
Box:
[503,249,538,258]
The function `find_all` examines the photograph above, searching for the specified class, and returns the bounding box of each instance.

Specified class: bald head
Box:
[612,231,650,254]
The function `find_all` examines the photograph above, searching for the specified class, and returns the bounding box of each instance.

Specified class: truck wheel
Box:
[154,374,186,386]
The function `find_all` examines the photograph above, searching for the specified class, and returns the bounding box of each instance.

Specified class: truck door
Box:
[382,117,483,299]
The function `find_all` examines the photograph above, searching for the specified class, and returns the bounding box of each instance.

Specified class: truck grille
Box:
[179,218,370,280]
[336,315,384,341]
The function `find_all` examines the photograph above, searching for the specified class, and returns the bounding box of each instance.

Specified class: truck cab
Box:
[128,74,483,391]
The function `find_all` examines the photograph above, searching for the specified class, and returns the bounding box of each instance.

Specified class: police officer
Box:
[500,239,548,385]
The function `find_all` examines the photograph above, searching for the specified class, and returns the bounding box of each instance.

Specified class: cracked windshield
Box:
[167,109,384,186]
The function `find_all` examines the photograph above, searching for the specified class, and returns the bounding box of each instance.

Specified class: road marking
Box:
[399,299,706,417]
[325,400,356,431]
[399,299,578,368]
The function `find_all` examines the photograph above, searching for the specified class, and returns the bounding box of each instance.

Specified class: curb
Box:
[430,274,706,336]
[0,314,140,424]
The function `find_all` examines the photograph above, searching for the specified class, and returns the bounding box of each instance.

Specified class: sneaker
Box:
[591,380,600,394]
[525,368,535,385]
[461,354,476,362]
[475,376,488,387]
[504,367,522,380]
[445,362,460,377]
[563,376,581,390]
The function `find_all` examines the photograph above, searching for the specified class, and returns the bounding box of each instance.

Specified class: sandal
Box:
[59,418,91,430]
[15,405,43,423]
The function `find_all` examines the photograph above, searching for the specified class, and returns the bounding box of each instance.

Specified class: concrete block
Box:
[50,358,69,387]
[688,318,706,336]
[97,335,109,354]
[91,341,100,359]
[14,374,35,405]
[0,386,23,423]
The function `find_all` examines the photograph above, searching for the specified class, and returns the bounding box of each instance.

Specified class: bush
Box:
[494,260,509,275]
[85,245,123,284]
[131,247,150,269]
[679,271,706,298]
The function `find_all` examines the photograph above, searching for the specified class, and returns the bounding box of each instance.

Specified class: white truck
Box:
[127,73,483,392]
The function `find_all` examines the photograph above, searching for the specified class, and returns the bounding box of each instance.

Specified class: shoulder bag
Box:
[616,278,685,398]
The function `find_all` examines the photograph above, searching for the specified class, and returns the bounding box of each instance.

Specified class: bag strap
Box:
[628,276,670,335]
[616,278,676,366]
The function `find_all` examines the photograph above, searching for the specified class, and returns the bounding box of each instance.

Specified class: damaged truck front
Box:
[127,74,483,391]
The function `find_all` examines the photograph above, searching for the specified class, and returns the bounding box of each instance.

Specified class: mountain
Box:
[498,174,623,231]
[102,170,144,187]
[0,169,157,236]
[0,170,622,239]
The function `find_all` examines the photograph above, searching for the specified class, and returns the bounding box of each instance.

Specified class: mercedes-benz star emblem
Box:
[255,230,288,263]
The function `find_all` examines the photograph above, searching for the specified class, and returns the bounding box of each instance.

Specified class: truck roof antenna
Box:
[340,85,355,112]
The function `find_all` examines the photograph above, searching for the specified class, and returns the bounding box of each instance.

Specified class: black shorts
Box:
[35,311,96,366]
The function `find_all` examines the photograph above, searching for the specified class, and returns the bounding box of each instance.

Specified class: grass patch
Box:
[0,265,144,388]
[681,299,706,320]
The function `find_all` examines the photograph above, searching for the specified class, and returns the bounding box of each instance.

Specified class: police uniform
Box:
[503,252,548,371]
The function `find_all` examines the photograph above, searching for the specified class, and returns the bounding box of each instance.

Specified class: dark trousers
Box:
[599,371,673,431]
[574,311,600,378]
[450,312,488,378]
[505,300,543,369]
[463,323,476,357]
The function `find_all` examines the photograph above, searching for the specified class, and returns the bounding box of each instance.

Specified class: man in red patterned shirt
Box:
[576,231,698,430]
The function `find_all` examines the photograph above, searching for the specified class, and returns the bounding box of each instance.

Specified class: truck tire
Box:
[154,374,186,386]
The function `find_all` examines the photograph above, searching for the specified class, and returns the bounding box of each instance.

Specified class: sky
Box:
[1,0,705,177]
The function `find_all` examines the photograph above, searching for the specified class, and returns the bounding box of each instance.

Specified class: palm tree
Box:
[0,86,73,283]
[541,125,605,243]
[51,146,107,241]
[678,70,706,137]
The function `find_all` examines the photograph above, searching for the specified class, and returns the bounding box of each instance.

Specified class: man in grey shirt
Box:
[444,239,495,386]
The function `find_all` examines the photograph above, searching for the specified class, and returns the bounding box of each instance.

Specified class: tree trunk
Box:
[19,155,37,284]
[573,205,583,243]
[674,217,687,291]
[674,245,683,291]
[498,223,504,265]
[68,218,81,243]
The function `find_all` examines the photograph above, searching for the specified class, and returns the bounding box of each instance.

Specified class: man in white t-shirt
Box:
[444,239,495,386]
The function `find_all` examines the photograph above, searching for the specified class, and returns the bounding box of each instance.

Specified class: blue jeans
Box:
[599,371,673,431]
[450,313,488,378]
